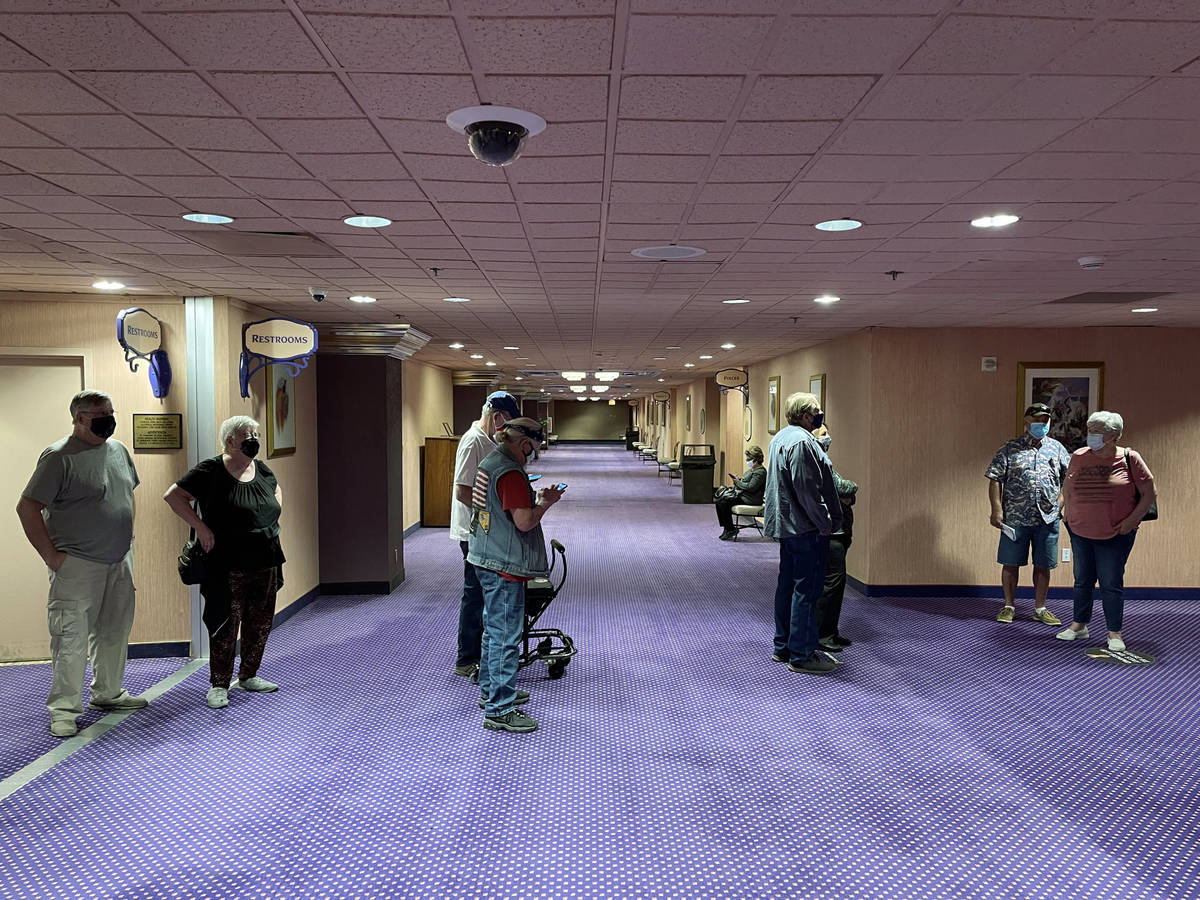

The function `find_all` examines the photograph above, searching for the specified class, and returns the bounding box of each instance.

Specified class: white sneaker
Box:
[1107,637,1126,652]
[206,687,229,709]
[235,676,278,692]
[50,719,77,738]
[1056,626,1089,641]
[88,690,148,711]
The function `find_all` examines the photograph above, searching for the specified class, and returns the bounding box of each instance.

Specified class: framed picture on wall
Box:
[809,373,826,411]
[1018,361,1104,452]
[684,395,691,431]
[660,401,667,426]
[743,405,752,441]
[767,375,781,434]
[699,407,706,434]
[266,364,296,458]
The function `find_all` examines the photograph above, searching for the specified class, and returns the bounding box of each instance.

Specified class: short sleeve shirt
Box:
[1065,448,1153,540]
[21,436,140,564]
[494,470,535,582]
[450,423,496,541]
[176,457,284,572]
[985,434,1071,526]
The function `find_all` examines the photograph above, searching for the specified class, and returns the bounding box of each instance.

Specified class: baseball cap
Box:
[1024,402,1052,417]
[485,390,521,419]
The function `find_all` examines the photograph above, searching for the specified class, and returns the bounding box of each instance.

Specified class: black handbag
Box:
[1124,449,1158,521]
[177,530,207,585]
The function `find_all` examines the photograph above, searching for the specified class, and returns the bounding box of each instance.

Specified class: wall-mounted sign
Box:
[628,400,638,406]
[239,317,318,399]
[117,307,172,398]
[714,368,748,389]
[132,413,182,450]
[652,390,670,402]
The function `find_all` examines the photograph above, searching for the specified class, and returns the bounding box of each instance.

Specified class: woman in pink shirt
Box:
[1055,411,1156,651]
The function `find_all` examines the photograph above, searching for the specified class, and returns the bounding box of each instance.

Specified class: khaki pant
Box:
[46,549,136,723]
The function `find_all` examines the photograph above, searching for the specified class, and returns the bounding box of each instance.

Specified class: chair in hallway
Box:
[657,442,679,478]
[730,504,764,538]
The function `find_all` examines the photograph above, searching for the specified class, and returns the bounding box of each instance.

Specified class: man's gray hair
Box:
[69,390,112,417]
[1087,410,1124,436]
[784,391,820,426]
[219,415,260,449]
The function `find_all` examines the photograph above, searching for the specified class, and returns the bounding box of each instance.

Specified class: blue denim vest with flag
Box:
[466,446,549,579]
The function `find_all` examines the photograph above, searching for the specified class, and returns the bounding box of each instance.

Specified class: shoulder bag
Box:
[1124,449,1158,521]
[178,529,207,585]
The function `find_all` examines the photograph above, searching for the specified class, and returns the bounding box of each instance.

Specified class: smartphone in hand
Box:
[553,483,567,491]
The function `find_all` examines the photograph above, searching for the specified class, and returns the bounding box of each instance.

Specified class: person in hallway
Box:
[764,392,842,676]
[468,417,564,733]
[164,416,286,709]
[16,390,146,738]
[809,424,858,653]
[1056,411,1156,652]
[985,402,1072,626]
[450,390,521,678]
[715,444,766,540]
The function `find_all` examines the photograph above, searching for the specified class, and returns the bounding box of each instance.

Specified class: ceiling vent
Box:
[1047,291,1169,305]
[176,230,343,258]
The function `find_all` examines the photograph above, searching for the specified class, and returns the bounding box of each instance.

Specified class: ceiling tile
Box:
[614,120,723,155]
[297,153,409,180]
[767,16,936,74]
[609,182,693,203]
[349,73,478,119]
[710,154,807,182]
[0,73,114,114]
[466,17,612,73]
[611,154,709,182]
[1044,20,1200,75]
[904,15,1091,74]
[144,11,326,69]
[625,14,773,73]
[980,75,1145,118]
[1103,78,1200,119]
[42,174,156,196]
[512,182,603,203]
[309,14,467,71]
[510,155,605,182]
[483,75,610,122]
[84,148,212,176]
[331,180,426,202]
[0,13,183,68]
[620,76,743,120]
[858,74,1016,119]
[743,75,877,119]
[722,121,838,155]
[259,118,387,153]
[22,114,169,147]
[0,148,112,174]
[209,73,356,117]
[403,153,505,182]
[77,71,236,115]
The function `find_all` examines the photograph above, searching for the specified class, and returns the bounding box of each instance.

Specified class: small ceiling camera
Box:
[446,105,547,168]
[309,286,327,302]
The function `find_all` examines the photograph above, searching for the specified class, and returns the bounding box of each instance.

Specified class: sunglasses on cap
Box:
[510,423,545,444]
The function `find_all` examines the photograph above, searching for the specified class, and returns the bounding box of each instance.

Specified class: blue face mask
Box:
[1086,433,1106,451]
[1029,422,1049,439]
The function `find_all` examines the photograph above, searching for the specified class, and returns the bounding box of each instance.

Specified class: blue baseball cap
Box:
[485,390,521,419]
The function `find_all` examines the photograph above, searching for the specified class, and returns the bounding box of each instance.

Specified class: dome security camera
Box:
[308,286,327,302]
[446,105,547,168]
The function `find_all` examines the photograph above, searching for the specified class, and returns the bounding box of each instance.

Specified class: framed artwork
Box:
[743,405,752,441]
[266,363,296,458]
[684,395,691,431]
[809,373,826,411]
[767,375,781,434]
[1018,361,1104,452]
[699,407,706,435]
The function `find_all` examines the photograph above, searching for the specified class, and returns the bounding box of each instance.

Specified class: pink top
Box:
[1064,447,1153,540]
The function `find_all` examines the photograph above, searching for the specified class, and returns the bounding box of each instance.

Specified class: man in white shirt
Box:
[450,391,522,676]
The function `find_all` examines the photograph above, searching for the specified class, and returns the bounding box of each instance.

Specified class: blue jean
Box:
[1067,527,1137,632]
[773,532,830,662]
[475,566,525,717]
[455,541,484,668]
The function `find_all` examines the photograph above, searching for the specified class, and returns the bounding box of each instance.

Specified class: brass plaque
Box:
[132,413,182,450]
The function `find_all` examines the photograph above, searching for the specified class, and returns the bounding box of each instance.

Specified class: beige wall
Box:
[401,358,453,531]
[1,295,192,646]
[745,327,1199,590]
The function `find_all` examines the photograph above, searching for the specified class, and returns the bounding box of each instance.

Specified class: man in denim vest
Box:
[467,418,564,733]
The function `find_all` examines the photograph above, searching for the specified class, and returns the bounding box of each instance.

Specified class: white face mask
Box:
[1086,433,1106,451]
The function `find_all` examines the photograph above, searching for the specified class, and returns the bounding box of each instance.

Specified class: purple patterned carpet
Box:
[0,443,1196,899]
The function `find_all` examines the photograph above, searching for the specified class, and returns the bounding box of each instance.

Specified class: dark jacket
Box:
[733,465,766,506]
[832,468,858,540]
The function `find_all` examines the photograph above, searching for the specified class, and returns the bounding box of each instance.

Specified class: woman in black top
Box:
[716,445,767,540]
[164,415,285,709]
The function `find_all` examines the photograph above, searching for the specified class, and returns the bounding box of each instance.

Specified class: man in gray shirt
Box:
[764,391,843,675]
[16,390,147,738]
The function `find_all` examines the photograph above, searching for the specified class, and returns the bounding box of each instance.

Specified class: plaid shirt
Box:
[985,433,1071,526]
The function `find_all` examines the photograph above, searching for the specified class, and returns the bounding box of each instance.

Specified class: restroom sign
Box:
[117,308,162,356]
[240,317,318,399]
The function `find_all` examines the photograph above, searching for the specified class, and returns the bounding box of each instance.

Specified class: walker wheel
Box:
[547,661,567,680]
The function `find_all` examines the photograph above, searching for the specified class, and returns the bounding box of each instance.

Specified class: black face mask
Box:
[89,415,116,440]
[241,438,261,459]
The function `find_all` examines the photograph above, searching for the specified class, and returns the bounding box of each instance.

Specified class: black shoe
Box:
[787,654,837,675]
[453,662,479,677]
[719,529,736,541]
[818,637,842,653]
[832,634,853,648]
[483,708,538,733]
[479,689,530,710]
[771,652,789,663]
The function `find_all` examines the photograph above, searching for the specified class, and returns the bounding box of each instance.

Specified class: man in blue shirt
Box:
[985,402,1072,625]
[764,392,843,675]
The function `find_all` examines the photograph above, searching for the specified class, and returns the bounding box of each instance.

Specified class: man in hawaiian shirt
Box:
[985,402,1072,624]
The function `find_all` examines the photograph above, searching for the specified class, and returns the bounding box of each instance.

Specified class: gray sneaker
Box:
[235,676,278,692]
[787,654,837,675]
[88,691,148,711]
[206,687,229,709]
[479,689,530,710]
[50,719,77,738]
[483,708,538,733]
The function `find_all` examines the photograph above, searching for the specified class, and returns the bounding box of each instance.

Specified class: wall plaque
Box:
[132,413,182,450]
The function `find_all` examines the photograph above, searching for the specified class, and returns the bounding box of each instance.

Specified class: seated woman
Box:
[716,445,766,540]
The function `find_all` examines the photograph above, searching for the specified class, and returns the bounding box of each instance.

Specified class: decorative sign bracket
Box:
[714,367,749,402]
[117,307,172,398]
[239,317,318,399]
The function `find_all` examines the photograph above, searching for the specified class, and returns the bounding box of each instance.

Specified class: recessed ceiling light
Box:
[721,343,736,349]
[348,295,376,304]
[343,215,392,228]
[92,280,125,290]
[657,378,666,382]
[561,371,586,381]
[684,363,695,368]
[971,214,1020,228]
[590,396,601,401]
[652,357,667,360]
[594,371,620,381]
[443,296,471,303]
[514,376,524,380]
[591,385,608,393]
[449,342,465,349]
[470,353,484,359]
[722,298,751,304]
[515,356,529,360]
[814,218,862,232]
[814,295,841,304]
[485,361,497,367]
[503,345,519,350]
[1131,307,1158,313]
[666,346,682,350]
[631,245,707,260]
[570,385,587,393]
[699,355,713,360]
[181,212,233,225]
